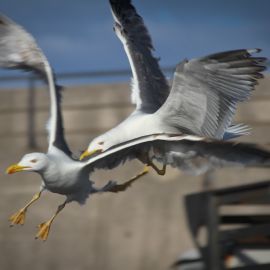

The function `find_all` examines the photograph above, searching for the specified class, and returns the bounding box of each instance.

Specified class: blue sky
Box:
[0,0,269,84]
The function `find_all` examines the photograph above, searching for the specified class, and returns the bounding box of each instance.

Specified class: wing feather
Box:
[82,128,268,175]
[0,13,71,155]
[157,49,266,139]
[82,133,202,173]
[109,0,169,113]
[157,140,270,173]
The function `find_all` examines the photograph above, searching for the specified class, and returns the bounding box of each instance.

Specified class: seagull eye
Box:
[98,141,104,146]
[30,159,37,163]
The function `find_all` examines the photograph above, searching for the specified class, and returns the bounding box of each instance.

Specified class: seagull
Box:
[80,0,265,179]
[1,14,145,241]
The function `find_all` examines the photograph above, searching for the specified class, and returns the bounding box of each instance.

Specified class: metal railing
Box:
[0,66,176,83]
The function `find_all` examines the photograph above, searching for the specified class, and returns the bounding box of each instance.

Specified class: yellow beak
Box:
[6,164,30,174]
[79,149,102,161]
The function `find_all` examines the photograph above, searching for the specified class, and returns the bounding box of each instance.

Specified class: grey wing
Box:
[157,49,266,139]
[82,133,199,173]
[0,13,71,156]
[151,139,270,175]
[109,0,169,113]
[0,14,46,76]
[84,132,270,176]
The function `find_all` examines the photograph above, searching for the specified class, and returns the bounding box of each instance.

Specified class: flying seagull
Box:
[80,0,265,178]
[1,14,146,241]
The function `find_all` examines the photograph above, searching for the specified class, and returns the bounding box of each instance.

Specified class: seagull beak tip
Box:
[79,150,90,161]
[5,164,27,174]
[6,164,18,174]
[79,149,103,160]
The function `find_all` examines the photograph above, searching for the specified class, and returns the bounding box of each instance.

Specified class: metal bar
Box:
[0,102,133,114]
[27,77,37,149]
[0,63,268,82]
[186,180,270,199]
[218,189,270,205]
[220,223,270,242]
[206,195,223,270]
[0,66,175,82]
[232,242,270,250]
[221,215,270,225]
[232,264,270,270]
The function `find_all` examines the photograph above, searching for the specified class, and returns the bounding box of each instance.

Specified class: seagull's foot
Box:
[35,221,52,241]
[9,208,27,226]
[108,165,149,193]
[142,165,150,174]
[9,191,43,227]
[149,162,166,176]
[157,166,166,176]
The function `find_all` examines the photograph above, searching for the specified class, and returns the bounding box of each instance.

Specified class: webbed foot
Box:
[9,208,27,226]
[35,221,52,241]
[9,191,43,227]
[35,201,66,241]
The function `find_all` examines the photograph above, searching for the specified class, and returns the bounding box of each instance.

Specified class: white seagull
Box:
[1,14,145,241]
[80,0,266,178]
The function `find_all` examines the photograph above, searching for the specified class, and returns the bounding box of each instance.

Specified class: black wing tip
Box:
[0,16,7,25]
[109,0,134,13]
[254,72,264,79]
[203,48,268,72]
[109,0,132,5]
[228,48,262,55]
[110,0,155,52]
[247,48,262,54]
[0,13,11,25]
[203,48,266,62]
[252,57,267,63]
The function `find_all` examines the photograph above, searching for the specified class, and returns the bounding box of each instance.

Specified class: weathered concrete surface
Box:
[0,77,270,270]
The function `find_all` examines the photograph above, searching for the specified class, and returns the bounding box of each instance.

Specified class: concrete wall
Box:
[0,77,270,270]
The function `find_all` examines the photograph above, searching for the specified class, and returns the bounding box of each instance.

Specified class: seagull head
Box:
[6,153,49,174]
[80,135,109,160]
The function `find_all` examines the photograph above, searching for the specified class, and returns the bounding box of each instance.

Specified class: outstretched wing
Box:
[157,49,266,139]
[0,14,46,76]
[109,0,169,113]
[82,133,202,173]
[156,139,270,174]
[0,14,71,156]
[82,122,250,173]
[83,127,269,175]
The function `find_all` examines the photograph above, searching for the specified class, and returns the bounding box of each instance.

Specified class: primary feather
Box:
[158,50,266,139]
[110,0,170,113]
